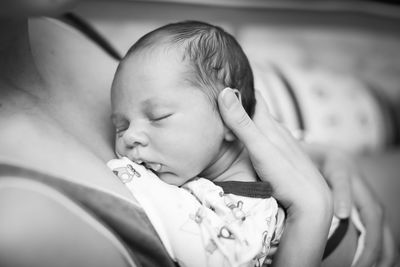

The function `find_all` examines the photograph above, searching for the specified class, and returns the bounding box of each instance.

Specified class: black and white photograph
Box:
[1,0,399,266]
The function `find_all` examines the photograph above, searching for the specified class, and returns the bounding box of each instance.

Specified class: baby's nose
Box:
[123,126,149,148]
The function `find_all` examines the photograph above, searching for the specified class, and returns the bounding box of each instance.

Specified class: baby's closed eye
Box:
[147,108,174,122]
[150,113,173,122]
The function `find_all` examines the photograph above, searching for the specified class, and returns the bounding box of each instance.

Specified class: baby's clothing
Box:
[107,157,365,267]
[108,157,283,267]
[182,178,286,266]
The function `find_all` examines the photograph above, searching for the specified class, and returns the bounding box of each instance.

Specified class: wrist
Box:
[273,187,333,267]
[291,184,333,222]
[285,180,334,242]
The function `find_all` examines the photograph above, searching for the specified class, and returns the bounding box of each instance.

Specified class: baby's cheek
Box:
[114,140,125,157]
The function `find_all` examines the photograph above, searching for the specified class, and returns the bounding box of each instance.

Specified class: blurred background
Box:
[30,0,400,243]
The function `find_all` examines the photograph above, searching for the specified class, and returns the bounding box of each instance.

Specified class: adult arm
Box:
[218,88,333,267]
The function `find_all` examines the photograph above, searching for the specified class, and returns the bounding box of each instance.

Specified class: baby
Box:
[108,21,363,267]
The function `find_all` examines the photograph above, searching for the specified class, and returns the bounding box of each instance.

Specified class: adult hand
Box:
[218,88,333,267]
[304,145,399,267]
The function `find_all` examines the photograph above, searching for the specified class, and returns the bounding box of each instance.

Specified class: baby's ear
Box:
[223,88,241,142]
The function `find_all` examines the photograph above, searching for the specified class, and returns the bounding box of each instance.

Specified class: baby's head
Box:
[125,20,255,116]
[111,21,255,186]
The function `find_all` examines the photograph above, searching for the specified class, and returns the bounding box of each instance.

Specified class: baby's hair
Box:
[125,20,256,117]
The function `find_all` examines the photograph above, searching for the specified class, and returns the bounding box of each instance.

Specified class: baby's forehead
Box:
[116,47,194,85]
[129,35,188,60]
[121,45,190,76]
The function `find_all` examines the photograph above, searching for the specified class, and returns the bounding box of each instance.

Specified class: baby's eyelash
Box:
[115,126,128,136]
[151,114,172,122]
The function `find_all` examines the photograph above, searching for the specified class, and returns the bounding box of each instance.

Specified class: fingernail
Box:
[336,204,350,219]
[222,88,238,109]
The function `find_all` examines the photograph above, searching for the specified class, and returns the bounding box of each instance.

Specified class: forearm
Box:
[272,198,333,267]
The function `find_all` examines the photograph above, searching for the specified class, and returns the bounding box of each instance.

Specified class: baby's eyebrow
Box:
[142,98,170,112]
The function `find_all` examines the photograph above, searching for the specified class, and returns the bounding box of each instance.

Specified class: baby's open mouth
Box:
[134,160,161,172]
[145,162,161,172]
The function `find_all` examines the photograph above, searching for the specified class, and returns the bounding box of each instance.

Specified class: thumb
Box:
[218,88,263,150]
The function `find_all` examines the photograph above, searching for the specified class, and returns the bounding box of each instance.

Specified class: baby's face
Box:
[111,48,227,186]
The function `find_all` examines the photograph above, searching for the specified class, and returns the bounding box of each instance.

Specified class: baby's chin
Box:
[157,172,192,187]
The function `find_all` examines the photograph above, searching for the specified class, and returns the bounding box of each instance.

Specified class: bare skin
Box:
[0,18,131,200]
[0,1,397,265]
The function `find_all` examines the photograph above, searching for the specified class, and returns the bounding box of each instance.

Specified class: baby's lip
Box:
[133,159,161,172]
[144,162,161,172]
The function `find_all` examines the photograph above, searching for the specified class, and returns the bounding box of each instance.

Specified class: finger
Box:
[328,172,352,219]
[253,90,303,157]
[222,88,310,169]
[322,154,353,219]
[219,88,301,174]
[218,89,305,192]
[218,88,292,175]
[352,176,383,267]
[301,144,353,218]
[301,143,346,171]
[218,88,266,152]
[253,90,276,131]
[218,88,329,209]
[375,223,399,267]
